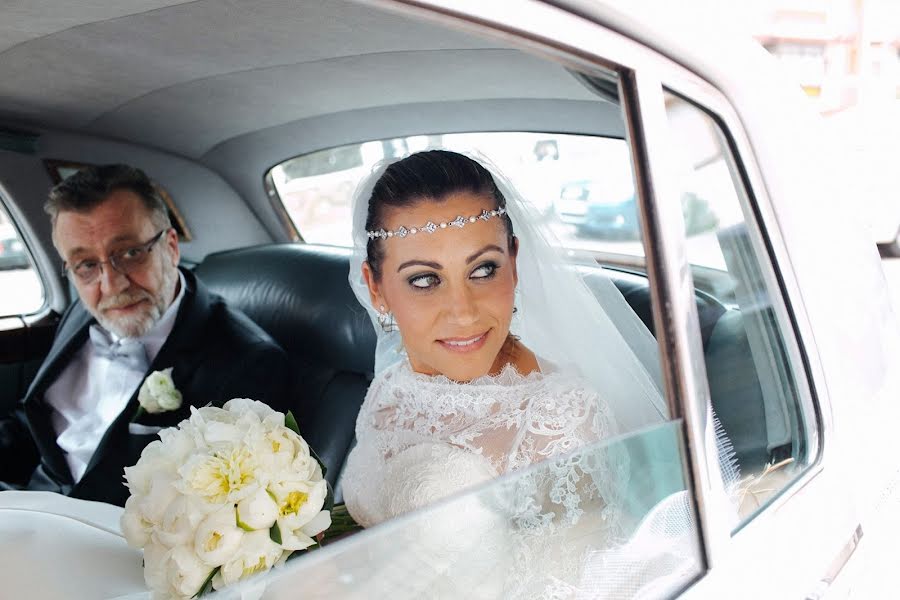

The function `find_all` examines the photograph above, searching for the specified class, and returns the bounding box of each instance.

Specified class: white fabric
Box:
[342,359,629,597]
[46,271,185,481]
[0,491,146,600]
[343,360,619,529]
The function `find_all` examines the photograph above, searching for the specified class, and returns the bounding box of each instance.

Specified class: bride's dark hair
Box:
[365,150,515,280]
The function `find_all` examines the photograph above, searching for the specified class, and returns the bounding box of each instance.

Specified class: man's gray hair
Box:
[45,164,172,231]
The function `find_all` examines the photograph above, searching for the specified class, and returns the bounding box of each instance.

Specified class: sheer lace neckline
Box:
[392,358,552,388]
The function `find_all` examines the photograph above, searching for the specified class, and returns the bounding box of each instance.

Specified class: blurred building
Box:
[750,0,899,114]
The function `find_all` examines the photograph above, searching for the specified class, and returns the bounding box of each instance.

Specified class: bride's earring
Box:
[377,305,398,333]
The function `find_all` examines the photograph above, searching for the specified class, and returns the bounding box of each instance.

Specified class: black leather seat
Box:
[196,242,770,491]
[194,244,375,495]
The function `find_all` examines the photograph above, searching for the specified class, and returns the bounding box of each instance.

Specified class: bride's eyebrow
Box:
[466,244,504,264]
[397,259,442,272]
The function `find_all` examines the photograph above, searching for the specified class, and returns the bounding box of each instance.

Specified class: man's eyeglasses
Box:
[62,229,168,284]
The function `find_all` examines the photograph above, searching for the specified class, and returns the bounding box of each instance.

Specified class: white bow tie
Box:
[88,325,148,373]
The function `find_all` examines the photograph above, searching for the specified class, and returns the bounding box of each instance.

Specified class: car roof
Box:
[0,0,622,161]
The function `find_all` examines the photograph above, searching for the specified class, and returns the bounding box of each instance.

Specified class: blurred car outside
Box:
[556,180,718,240]
[0,224,29,270]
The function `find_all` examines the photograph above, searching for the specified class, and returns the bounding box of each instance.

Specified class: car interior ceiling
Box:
[0,0,777,490]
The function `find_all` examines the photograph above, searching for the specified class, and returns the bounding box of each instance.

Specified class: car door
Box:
[381,0,863,597]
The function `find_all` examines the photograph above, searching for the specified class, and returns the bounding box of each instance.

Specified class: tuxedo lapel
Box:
[78,270,213,481]
[22,304,94,485]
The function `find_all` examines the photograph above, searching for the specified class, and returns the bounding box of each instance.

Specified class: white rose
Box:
[139,368,182,414]
[215,530,283,588]
[194,506,244,566]
[236,488,279,531]
[168,545,214,598]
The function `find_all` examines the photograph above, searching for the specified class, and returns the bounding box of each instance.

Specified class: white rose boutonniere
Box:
[137,367,183,416]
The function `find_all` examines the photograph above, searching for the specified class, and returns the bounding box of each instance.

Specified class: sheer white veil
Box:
[348,149,668,435]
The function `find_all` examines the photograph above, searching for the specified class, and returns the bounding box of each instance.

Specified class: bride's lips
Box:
[437,330,489,353]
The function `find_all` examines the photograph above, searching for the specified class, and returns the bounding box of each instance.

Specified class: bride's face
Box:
[363,191,518,382]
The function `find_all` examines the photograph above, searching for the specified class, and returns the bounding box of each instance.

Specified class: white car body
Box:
[0,0,896,598]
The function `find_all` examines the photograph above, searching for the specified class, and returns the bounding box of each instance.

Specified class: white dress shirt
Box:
[45,271,186,482]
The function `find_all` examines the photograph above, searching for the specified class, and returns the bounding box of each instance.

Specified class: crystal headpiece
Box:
[366,207,507,240]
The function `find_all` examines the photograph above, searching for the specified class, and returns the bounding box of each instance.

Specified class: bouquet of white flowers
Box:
[121,399,334,599]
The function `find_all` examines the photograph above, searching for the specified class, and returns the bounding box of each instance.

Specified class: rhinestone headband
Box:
[366,207,507,240]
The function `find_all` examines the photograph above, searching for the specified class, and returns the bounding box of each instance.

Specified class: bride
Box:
[339,150,709,597]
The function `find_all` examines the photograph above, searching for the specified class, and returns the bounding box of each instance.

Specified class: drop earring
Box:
[377,305,398,332]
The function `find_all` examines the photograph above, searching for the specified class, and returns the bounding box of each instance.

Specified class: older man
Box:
[0,164,291,506]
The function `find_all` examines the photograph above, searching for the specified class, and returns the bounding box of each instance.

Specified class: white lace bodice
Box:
[341,361,633,598]
[342,360,618,530]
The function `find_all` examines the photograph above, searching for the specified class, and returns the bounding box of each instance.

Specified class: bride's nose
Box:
[444,282,478,325]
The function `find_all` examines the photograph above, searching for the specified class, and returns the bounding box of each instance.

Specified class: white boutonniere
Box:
[136,367,183,416]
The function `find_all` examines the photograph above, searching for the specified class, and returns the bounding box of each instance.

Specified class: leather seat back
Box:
[195,244,375,493]
[196,242,768,492]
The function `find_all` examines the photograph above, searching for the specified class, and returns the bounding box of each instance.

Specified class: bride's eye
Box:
[471,261,498,280]
[408,273,440,290]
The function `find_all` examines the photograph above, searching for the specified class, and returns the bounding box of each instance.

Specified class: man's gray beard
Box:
[93,264,179,339]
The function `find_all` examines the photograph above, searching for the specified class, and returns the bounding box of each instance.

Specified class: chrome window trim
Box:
[618,67,722,570]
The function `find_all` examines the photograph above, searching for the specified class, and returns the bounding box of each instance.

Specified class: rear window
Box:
[267,132,640,254]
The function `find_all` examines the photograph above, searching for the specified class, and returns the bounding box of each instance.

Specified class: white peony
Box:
[194,506,245,566]
[154,495,208,548]
[142,541,171,593]
[138,368,183,413]
[177,443,263,505]
[168,545,214,598]
[236,487,279,531]
[121,399,334,599]
[214,530,284,589]
[121,495,152,548]
[140,471,179,525]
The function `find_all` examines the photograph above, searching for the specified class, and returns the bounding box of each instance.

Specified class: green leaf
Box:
[284,411,301,435]
[193,567,218,598]
[285,410,329,479]
[270,521,282,545]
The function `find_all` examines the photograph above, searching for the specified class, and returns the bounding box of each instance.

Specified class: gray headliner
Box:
[0,0,625,293]
[0,0,614,160]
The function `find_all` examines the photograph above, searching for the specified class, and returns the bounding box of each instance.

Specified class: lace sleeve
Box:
[503,378,625,531]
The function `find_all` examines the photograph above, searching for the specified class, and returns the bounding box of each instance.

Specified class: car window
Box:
[0,202,44,316]
[268,132,639,256]
[664,91,819,528]
[231,421,704,598]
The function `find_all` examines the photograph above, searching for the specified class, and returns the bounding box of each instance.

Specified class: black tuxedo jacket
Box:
[0,268,292,506]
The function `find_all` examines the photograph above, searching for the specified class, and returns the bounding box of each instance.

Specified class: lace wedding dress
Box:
[342,360,631,598]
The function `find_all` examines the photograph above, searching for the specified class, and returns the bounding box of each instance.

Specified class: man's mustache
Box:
[98,290,151,312]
